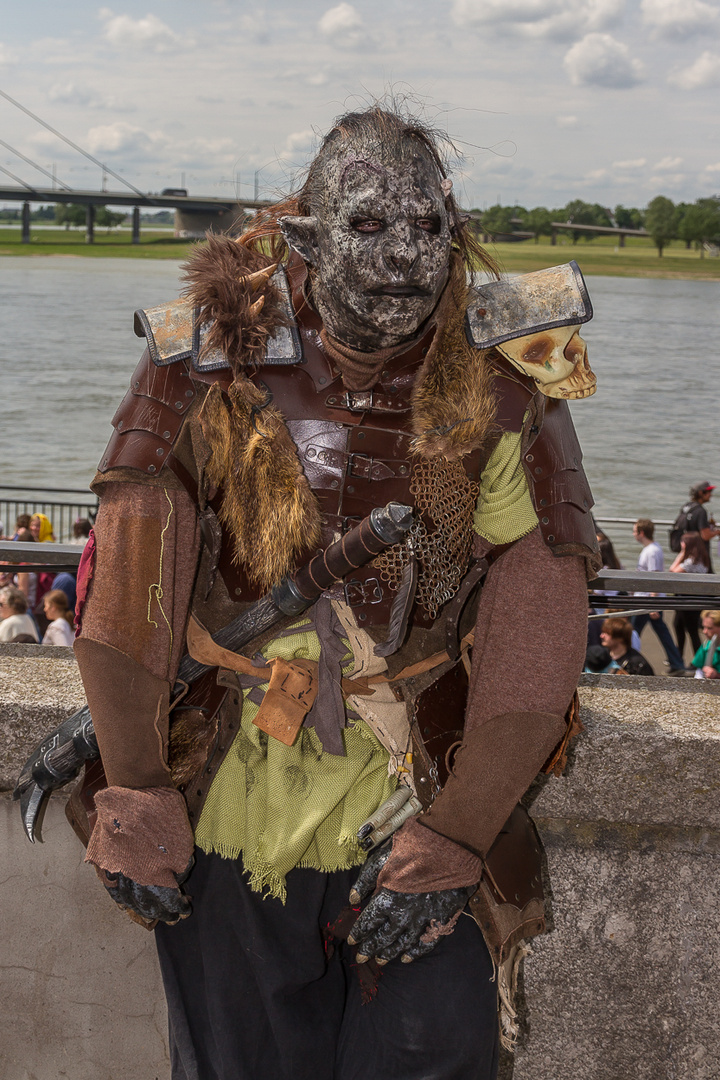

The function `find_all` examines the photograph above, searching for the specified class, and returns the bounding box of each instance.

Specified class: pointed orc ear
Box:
[279,215,320,266]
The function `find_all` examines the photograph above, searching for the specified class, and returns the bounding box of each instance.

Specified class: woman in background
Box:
[670,532,710,659]
[41,589,75,647]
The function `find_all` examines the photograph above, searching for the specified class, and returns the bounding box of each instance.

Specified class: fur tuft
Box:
[181,234,287,371]
[200,379,322,591]
[411,257,497,461]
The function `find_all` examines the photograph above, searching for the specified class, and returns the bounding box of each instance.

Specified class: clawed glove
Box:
[347,884,476,964]
[86,785,195,925]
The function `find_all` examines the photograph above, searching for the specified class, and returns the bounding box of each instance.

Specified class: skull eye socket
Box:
[564,338,585,365]
[521,338,552,365]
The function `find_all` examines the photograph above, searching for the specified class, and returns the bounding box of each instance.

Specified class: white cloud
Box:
[669,50,720,89]
[564,33,643,87]
[612,158,646,168]
[451,0,624,40]
[556,114,578,127]
[641,0,719,39]
[280,129,317,161]
[704,162,720,172]
[653,155,683,170]
[85,121,164,157]
[647,172,686,188]
[99,9,181,52]
[48,82,123,110]
[585,168,608,179]
[318,4,368,47]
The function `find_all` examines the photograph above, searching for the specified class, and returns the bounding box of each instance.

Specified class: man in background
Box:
[632,518,685,675]
[599,617,654,675]
[674,483,720,572]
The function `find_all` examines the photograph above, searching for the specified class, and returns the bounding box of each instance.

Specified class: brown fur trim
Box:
[411,257,497,461]
[169,708,220,790]
[181,234,288,372]
[199,379,322,591]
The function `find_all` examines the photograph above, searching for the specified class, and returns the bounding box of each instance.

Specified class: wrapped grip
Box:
[280,502,413,609]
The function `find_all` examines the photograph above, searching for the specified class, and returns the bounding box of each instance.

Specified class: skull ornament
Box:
[496,326,596,400]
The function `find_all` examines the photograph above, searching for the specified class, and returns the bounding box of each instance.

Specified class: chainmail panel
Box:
[374,458,480,621]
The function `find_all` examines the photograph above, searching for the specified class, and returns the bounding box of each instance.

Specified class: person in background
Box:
[29,513,56,543]
[690,611,720,680]
[51,572,77,613]
[631,518,686,674]
[670,531,710,659]
[41,589,75,647]
[71,519,92,546]
[599,617,655,675]
[0,586,40,643]
[675,483,720,572]
[10,514,31,540]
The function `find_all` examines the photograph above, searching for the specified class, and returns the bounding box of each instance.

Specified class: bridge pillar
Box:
[21,201,30,244]
[551,228,557,246]
[619,232,625,248]
[132,207,140,245]
[85,203,95,245]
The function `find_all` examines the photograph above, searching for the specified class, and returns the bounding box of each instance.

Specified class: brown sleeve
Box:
[419,526,587,857]
[75,481,201,788]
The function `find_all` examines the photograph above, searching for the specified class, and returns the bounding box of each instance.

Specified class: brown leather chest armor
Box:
[98,265,598,631]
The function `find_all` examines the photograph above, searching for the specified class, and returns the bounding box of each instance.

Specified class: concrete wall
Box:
[2,645,720,1080]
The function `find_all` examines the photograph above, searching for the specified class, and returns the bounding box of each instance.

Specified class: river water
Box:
[2,257,719,566]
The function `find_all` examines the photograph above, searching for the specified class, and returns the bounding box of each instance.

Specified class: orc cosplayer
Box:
[42,108,601,1079]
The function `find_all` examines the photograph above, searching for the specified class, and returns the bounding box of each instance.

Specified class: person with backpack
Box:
[670,483,720,571]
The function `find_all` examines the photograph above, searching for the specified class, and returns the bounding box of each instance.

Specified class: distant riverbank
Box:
[1,228,719,280]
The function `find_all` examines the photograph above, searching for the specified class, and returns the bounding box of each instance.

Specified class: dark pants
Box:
[631,612,684,670]
[155,850,499,1080]
[673,609,701,658]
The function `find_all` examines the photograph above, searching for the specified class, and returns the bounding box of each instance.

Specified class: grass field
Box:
[0,227,194,260]
[1,226,719,279]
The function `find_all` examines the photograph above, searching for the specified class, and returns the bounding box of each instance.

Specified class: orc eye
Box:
[416,216,440,233]
[351,217,384,233]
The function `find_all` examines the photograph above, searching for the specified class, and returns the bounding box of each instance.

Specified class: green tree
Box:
[55,203,87,229]
[523,206,553,243]
[614,205,644,230]
[479,204,516,238]
[96,206,127,230]
[562,200,611,244]
[677,198,720,257]
[644,195,677,257]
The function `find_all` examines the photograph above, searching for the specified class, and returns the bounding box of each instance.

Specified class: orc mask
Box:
[280,151,452,351]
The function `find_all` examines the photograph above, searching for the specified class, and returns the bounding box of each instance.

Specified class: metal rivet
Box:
[530,425,539,434]
[331,480,339,489]
[574,456,578,466]
[102,459,108,468]
[148,464,156,473]
[328,396,337,404]
[399,466,408,475]
[358,613,366,622]
[541,516,549,525]
[134,380,140,389]
[175,401,184,409]
[548,534,555,542]
[535,467,542,475]
[163,430,171,439]
[357,431,365,440]
[185,389,193,398]
[117,420,123,429]
[347,485,355,494]
[388,386,397,395]
[382,370,390,378]
[235,588,243,596]
[526,453,534,462]
[540,498,547,507]
[318,376,327,385]
[306,447,316,458]
[583,499,588,508]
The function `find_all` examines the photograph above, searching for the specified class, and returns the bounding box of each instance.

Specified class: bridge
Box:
[0,184,270,243]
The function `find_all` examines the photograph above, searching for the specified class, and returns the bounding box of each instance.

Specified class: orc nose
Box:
[382,226,418,278]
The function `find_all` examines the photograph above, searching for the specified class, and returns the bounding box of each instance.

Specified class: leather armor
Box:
[98,261,598,631]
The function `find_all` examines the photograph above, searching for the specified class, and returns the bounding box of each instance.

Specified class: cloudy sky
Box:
[1,0,719,211]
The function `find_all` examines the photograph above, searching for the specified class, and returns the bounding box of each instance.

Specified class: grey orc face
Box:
[281,152,453,350]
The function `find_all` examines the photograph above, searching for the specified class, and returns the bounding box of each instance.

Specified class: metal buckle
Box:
[347,453,372,480]
[343,577,384,606]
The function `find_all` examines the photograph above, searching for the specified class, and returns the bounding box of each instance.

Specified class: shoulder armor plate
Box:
[465,261,592,350]
[133,265,302,372]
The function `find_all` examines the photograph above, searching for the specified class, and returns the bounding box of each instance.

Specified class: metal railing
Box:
[0,485,98,544]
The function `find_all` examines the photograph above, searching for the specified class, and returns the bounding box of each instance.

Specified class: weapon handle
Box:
[273,502,413,615]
